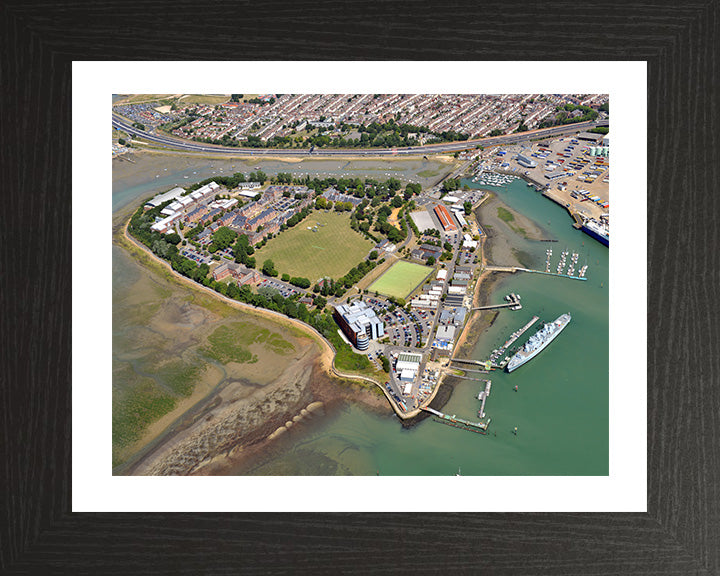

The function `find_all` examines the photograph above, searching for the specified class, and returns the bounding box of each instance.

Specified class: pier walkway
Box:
[484,265,587,281]
[472,292,521,311]
[422,407,490,434]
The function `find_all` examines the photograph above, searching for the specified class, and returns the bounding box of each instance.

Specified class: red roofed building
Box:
[434,204,457,232]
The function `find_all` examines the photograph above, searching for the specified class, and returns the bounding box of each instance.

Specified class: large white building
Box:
[144,186,185,209]
[396,352,422,374]
[333,301,385,351]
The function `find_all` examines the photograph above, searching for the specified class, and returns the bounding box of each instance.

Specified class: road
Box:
[112,114,608,158]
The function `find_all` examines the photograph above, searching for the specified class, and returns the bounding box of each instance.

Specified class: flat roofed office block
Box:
[333,301,385,351]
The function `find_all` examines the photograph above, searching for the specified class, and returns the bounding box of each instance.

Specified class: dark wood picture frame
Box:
[2,1,718,573]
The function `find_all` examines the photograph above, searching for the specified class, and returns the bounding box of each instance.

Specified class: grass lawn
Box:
[368,260,433,300]
[176,94,230,105]
[255,212,374,281]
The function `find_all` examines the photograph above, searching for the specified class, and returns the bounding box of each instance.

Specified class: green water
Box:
[229,178,609,476]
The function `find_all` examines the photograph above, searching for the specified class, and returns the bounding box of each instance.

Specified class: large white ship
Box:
[506,314,571,372]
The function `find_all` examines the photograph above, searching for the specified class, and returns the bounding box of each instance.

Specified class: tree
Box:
[443,178,459,192]
[118,138,126,146]
[281,273,290,282]
[368,250,378,260]
[463,201,473,216]
[165,232,181,245]
[208,226,237,253]
[262,259,278,277]
[426,256,436,266]
[391,195,403,208]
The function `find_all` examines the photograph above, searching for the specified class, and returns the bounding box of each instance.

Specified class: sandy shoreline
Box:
[114,215,396,475]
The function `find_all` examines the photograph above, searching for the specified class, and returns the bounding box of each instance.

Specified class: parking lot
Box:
[181,248,213,266]
[256,278,302,299]
[458,250,478,266]
[367,296,434,349]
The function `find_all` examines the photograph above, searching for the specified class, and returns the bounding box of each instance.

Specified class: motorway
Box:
[112,114,608,158]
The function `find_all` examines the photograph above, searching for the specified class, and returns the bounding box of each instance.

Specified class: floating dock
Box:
[472,293,522,311]
[519,268,588,281]
[477,380,492,418]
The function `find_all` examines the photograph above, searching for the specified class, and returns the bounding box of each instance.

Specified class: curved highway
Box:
[113,114,607,157]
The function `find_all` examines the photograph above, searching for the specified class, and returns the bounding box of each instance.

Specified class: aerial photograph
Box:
[112,93,609,476]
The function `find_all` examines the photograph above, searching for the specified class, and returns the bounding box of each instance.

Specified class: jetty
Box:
[477,380,492,418]
[484,265,587,281]
[483,315,539,368]
[472,293,522,311]
[422,407,490,434]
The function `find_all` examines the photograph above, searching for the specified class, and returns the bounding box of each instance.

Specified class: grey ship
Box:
[506,313,571,372]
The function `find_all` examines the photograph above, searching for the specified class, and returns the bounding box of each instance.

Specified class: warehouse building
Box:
[396,352,422,382]
[433,204,457,232]
[333,301,385,351]
[516,153,537,168]
[144,186,185,209]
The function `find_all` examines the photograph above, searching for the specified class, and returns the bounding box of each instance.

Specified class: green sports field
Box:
[368,260,433,300]
[255,212,374,281]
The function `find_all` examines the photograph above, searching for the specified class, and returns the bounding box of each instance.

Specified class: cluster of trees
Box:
[338,259,379,290]
[284,206,311,229]
[247,97,275,105]
[185,222,204,240]
[404,182,422,200]
[315,197,354,212]
[288,277,311,289]
[128,202,170,248]
[589,126,610,134]
[230,94,244,102]
[374,205,407,244]
[207,226,237,253]
[463,200,473,215]
[262,259,278,277]
[314,278,343,298]
[311,257,380,298]
[274,172,293,184]
[443,178,460,192]
[232,233,255,268]
[539,104,599,128]
[405,212,419,237]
